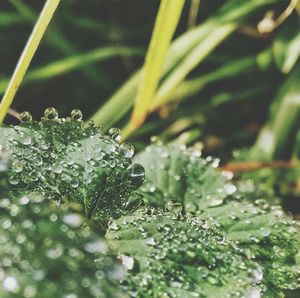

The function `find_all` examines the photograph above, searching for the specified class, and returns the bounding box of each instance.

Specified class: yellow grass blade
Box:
[130,0,185,130]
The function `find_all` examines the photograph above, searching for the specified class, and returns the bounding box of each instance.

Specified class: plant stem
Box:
[0,0,61,123]
[188,0,201,28]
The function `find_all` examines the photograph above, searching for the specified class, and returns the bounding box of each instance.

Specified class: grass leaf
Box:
[130,0,185,130]
[0,0,61,123]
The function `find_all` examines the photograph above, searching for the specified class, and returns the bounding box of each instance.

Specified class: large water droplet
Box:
[44,107,58,120]
[109,128,121,142]
[129,163,145,188]
[119,255,134,270]
[63,214,82,228]
[19,111,32,123]
[12,160,23,173]
[209,197,223,207]
[120,142,134,158]
[84,240,107,254]
[71,109,83,121]
[3,276,19,292]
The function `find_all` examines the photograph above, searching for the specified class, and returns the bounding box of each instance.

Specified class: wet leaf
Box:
[0,109,145,226]
[0,175,125,298]
[106,209,260,298]
[135,144,300,296]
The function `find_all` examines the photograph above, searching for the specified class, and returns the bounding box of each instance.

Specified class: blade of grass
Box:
[89,21,213,130]
[91,0,277,130]
[89,19,228,130]
[0,0,61,123]
[8,0,106,86]
[0,46,143,95]
[253,66,300,160]
[161,55,257,104]
[129,0,185,131]
[149,24,236,111]
[8,0,72,54]
[0,11,26,26]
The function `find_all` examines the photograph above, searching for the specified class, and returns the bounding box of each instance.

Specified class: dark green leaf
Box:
[0,110,145,226]
[135,144,300,296]
[0,174,125,298]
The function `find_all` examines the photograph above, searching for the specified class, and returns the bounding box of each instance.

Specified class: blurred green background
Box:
[0,0,299,212]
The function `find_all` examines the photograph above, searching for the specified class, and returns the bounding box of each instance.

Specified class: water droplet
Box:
[84,240,107,254]
[46,246,63,259]
[88,120,95,127]
[19,196,29,205]
[209,197,223,207]
[174,175,181,181]
[109,128,121,142]
[108,219,119,231]
[19,111,32,123]
[3,276,19,292]
[9,176,19,185]
[260,227,270,237]
[165,201,182,214]
[12,160,23,173]
[245,287,261,298]
[224,183,237,195]
[52,163,63,174]
[145,238,156,246]
[129,163,145,188]
[44,107,58,120]
[63,214,82,228]
[119,255,134,270]
[0,149,10,172]
[24,285,37,298]
[249,266,263,283]
[70,178,79,188]
[120,142,134,158]
[71,109,83,121]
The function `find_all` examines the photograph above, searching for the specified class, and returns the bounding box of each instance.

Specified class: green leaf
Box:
[135,144,226,211]
[106,209,260,298]
[135,144,300,296]
[0,109,145,226]
[0,175,125,297]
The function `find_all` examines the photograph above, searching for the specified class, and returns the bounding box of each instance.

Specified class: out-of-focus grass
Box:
[91,0,282,131]
[0,0,61,123]
[0,46,144,95]
[0,0,299,161]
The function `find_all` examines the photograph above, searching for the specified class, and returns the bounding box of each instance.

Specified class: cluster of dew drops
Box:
[19,108,137,160]
[0,190,124,298]
[110,211,265,298]
[7,108,145,196]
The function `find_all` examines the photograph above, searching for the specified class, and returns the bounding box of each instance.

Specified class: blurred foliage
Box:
[0,0,300,212]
